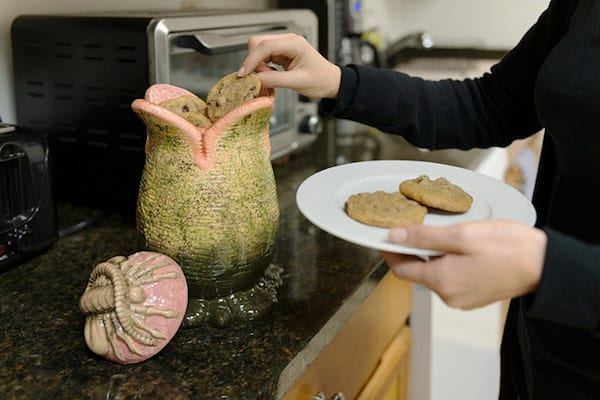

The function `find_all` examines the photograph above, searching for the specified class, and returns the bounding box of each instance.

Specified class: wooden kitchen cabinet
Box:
[282,271,412,400]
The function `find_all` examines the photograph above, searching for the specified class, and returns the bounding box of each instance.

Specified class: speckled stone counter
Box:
[0,124,391,400]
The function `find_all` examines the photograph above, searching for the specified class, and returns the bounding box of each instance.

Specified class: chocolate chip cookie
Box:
[206,72,262,122]
[159,95,212,128]
[399,175,473,213]
[345,191,428,228]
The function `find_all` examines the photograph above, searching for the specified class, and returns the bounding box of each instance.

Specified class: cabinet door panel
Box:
[282,272,411,400]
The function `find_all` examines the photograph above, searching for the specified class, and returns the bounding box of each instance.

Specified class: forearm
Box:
[322,64,541,150]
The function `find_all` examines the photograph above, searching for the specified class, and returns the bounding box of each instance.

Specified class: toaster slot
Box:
[0,143,35,231]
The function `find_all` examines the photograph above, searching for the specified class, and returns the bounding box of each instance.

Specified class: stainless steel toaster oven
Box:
[11,9,320,214]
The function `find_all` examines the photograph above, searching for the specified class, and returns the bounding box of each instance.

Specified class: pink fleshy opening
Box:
[131,84,274,170]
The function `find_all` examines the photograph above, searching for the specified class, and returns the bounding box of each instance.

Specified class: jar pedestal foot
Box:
[182,264,284,328]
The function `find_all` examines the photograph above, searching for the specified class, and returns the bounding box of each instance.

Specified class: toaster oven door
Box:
[149,13,321,159]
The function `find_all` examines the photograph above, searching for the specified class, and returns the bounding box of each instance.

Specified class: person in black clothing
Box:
[239,0,600,398]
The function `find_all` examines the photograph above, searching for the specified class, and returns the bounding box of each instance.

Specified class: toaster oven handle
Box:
[173,24,304,55]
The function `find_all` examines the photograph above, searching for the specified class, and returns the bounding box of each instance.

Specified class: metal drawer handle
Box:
[313,392,346,400]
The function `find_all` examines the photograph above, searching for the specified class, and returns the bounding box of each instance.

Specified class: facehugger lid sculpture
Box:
[79,252,187,364]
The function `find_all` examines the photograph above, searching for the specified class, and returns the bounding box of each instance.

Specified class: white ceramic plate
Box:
[296,160,536,256]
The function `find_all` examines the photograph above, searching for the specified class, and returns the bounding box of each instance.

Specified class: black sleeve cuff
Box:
[528,227,600,330]
[321,65,359,116]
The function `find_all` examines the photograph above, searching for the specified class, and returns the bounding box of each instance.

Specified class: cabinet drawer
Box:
[282,271,411,400]
[358,325,411,400]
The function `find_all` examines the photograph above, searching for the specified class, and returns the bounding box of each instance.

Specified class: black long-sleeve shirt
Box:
[323,0,600,398]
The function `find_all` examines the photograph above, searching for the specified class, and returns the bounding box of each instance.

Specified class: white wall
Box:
[0,0,270,123]
[370,0,551,49]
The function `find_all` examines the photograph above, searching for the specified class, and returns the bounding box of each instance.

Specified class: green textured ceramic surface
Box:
[135,99,280,326]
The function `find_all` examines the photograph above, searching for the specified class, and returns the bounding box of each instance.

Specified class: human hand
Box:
[381,220,547,309]
[238,33,341,99]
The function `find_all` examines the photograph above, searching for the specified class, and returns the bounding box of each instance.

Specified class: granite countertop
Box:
[0,124,393,400]
[0,119,500,399]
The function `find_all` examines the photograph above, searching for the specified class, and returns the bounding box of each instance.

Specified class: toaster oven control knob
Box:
[299,115,322,134]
